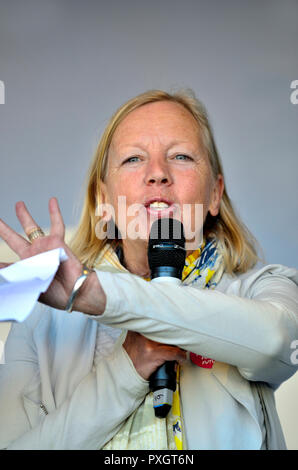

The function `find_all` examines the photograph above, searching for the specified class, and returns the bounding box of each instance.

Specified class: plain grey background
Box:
[0,0,298,449]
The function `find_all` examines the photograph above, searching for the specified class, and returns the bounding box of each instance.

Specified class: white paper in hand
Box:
[0,248,68,322]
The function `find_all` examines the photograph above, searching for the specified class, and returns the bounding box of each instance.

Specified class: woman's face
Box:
[100,100,224,250]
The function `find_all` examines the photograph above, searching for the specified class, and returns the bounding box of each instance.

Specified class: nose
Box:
[144,156,173,186]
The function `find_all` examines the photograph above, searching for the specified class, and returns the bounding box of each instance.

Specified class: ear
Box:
[208,174,224,217]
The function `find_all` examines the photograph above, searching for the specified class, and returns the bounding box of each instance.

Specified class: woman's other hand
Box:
[123,330,187,380]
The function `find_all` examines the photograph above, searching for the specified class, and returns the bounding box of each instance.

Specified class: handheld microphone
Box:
[148,217,186,418]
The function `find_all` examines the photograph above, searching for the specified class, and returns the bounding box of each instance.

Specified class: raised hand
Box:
[0,197,83,310]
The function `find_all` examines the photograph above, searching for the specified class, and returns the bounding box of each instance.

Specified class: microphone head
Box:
[148,218,186,279]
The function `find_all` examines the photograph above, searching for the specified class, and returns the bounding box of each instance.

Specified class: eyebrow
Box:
[117,140,197,152]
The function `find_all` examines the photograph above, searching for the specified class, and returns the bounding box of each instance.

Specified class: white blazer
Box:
[0,260,297,449]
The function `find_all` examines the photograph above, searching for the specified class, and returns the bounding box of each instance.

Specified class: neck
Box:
[121,239,151,278]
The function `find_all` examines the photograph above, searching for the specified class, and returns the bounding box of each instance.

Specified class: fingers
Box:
[125,332,187,364]
[0,217,31,256]
[15,200,42,236]
[0,198,65,260]
[161,345,187,364]
[49,197,65,238]
[15,197,65,239]
[123,332,188,380]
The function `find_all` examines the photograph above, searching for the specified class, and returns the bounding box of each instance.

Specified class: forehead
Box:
[110,100,202,150]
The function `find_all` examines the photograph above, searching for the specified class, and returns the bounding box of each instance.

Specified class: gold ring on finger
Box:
[27,226,45,242]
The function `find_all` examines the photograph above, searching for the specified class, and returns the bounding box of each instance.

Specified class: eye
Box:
[123,156,141,164]
[174,154,192,161]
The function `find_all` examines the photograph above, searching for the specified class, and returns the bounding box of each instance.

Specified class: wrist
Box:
[72,270,106,315]
[65,265,93,312]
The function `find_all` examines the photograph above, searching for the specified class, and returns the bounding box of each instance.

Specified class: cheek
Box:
[106,176,143,227]
[114,173,140,200]
[177,172,210,204]
[176,172,212,231]
[105,178,132,208]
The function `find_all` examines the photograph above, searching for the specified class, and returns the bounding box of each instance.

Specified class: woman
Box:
[0,89,297,450]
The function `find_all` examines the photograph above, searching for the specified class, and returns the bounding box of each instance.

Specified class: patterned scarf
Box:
[101,238,225,450]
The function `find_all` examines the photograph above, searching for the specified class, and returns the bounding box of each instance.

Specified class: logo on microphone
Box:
[153,388,173,407]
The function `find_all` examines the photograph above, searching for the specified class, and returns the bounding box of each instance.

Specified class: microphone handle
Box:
[149,276,182,418]
[149,361,177,418]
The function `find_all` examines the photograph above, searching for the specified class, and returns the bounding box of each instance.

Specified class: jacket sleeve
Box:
[92,264,298,389]
[0,320,148,450]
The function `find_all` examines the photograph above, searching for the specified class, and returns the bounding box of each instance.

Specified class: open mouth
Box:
[144,199,176,217]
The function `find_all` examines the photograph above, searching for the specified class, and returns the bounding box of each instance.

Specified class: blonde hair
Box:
[70,89,262,275]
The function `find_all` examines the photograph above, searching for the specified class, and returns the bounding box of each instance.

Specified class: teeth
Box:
[149,201,169,209]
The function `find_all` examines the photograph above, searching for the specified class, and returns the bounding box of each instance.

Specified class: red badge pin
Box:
[190,352,215,369]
